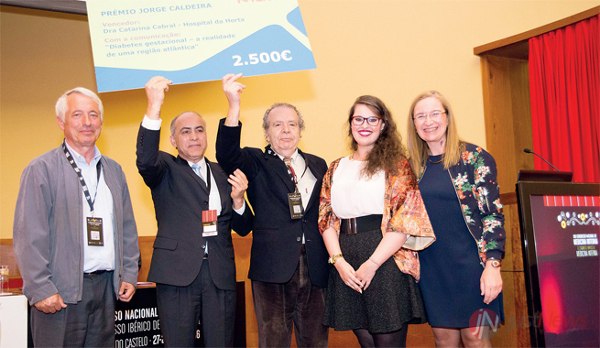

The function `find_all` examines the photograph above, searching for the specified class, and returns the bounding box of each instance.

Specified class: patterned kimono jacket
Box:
[319,157,435,281]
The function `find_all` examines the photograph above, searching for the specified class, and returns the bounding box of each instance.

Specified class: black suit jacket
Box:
[136,125,253,290]
[215,119,329,287]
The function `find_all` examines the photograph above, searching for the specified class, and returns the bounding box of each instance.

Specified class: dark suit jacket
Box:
[136,125,253,290]
[215,119,329,287]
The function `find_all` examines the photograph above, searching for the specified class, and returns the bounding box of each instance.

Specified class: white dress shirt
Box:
[64,141,115,273]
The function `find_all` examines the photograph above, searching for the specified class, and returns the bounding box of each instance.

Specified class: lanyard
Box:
[284,158,308,192]
[265,145,307,189]
[62,140,102,214]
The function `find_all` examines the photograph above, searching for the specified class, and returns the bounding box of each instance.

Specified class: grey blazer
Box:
[13,145,140,305]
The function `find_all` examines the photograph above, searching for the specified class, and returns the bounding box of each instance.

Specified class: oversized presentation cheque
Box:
[86,0,316,93]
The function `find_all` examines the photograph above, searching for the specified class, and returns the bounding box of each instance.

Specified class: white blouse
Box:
[330,156,385,219]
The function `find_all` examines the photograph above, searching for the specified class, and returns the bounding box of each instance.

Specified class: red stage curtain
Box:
[529,14,599,183]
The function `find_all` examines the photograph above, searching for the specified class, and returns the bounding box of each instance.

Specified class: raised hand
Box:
[145,76,172,120]
[222,73,245,126]
[222,73,245,106]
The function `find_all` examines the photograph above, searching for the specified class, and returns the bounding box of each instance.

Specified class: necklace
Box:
[428,157,443,164]
[350,152,365,161]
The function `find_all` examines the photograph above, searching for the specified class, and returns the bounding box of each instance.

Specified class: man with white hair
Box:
[13,87,140,347]
[216,74,329,347]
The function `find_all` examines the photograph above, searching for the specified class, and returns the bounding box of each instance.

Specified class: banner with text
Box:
[86,0,316,93]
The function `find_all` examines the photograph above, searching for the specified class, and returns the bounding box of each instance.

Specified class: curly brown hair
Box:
[347,95,407,178]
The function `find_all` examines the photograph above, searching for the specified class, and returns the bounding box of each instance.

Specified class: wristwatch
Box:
[487,258,501,268]
[328,254,343,265]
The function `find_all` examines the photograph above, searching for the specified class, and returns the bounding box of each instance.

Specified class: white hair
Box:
[55,87,104,122]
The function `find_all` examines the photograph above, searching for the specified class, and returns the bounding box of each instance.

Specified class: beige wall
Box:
[1,0,597,239]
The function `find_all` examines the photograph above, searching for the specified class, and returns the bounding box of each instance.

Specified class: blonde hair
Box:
[406,91,464,178]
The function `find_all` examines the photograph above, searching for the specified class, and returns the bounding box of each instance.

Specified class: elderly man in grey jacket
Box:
[13,87,139,347]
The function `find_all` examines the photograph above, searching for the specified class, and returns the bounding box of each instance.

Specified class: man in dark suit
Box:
[216,73,329,347]
[136,76,253,347]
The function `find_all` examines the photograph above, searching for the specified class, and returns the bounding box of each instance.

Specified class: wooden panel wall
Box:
[476,36,545,347]
[480,54,534,193]
[491,193,531,347]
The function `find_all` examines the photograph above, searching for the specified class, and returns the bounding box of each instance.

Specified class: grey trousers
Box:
[30,271,115,347]
[252,252,329,348]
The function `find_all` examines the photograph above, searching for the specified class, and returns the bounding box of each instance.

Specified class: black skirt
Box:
[323,225,427,333]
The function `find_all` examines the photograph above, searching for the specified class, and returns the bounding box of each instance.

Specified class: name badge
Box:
[288,192,304,219]
[87,217,104,246]
[202,210,218,237]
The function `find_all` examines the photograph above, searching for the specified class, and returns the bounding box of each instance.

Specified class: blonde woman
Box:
[407,91,505,347]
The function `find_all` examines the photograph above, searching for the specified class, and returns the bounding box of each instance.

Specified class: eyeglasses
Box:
[413,110,446,123]
[351,116,381,126]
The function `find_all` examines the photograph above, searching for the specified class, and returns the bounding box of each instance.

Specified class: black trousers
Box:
[30,271,115,347]
[156,259,236,347]
[252,252,329,348]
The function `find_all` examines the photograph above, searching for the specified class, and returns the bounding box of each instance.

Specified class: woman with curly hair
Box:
[406,91,505,347]
[319,95,435,347]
